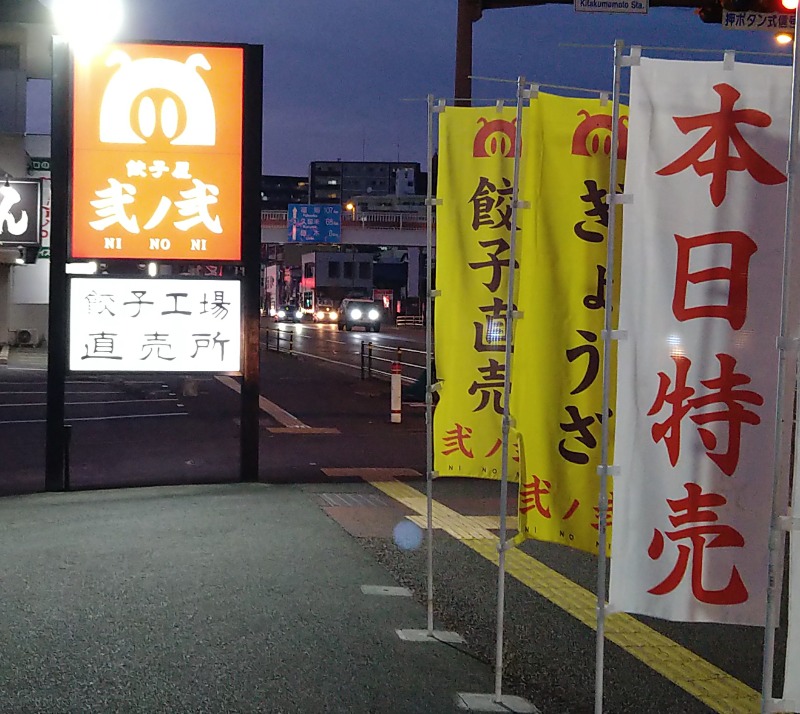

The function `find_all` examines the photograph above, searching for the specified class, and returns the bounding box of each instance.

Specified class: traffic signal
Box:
[697,0,723,22]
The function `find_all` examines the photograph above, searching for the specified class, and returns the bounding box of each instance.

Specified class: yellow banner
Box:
[513,94,626,554]
[433,107,525,480]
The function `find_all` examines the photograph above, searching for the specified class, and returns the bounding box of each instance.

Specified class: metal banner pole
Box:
[761,10,800,710]
[594,38,625,714]
[425,93,436,635]
[493,74,527,703]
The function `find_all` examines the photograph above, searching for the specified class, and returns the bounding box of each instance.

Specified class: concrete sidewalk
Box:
[0,483,497,714]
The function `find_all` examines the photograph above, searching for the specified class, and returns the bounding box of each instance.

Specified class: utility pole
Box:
[454,0,705,106]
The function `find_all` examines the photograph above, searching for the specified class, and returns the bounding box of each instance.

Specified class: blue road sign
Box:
[287,204,341,243]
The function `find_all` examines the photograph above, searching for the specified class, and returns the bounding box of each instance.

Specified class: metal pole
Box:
[493,75,526,702]
[361,340,366,379]
[368,341,373,378]
[45,36,70,493]
[425,93,436,635]
[455,0,478,106]
[239,43,264,484]
[595,38,625,714]
[761,13,800,710]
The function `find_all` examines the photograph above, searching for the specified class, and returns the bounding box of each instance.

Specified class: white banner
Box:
[786,417,800,699]
[609,58,790,625]
[69,277,241,373]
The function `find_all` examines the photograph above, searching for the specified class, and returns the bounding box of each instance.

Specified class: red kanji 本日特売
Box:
[672,231,757,330]
[648,482,748,605]
[656,83,786,207]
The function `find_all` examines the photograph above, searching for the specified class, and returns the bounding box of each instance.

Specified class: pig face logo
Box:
[473,118,519,158]
[571,110,628,160]
[98,50,216,146]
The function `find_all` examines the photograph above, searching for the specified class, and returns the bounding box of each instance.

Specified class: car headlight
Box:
[316,310,325,320]
[295,310,303,320]
[350,308,362,320]
[277,310,286,318]
[368,309,379,321]
[269,308,276,316]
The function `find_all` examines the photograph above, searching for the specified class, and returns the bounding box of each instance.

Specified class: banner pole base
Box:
[456,692,540,713]
[395,628,464,644]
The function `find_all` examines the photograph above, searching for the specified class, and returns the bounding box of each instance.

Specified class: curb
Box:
[0,344,9,365]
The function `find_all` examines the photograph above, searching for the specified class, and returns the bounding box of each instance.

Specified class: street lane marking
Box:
[0,399,177,408]
[0,412,188,425]
[267,427,340,434]
[371,478,760,714]
[215,375,310,429]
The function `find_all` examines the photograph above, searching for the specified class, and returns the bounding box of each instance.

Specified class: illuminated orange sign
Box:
[71,43,244,261]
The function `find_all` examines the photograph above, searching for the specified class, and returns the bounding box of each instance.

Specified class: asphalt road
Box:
[265,320,427,382]
[0,332,788,713]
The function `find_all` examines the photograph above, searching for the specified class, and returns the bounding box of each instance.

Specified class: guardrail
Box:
[262,326,426,387]
[261,210,432,231]
[395,315,424,328]
[263,328,295,354]
[359,341,425,383]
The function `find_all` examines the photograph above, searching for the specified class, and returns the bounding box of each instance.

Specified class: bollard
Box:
[289,331,294,355]
[360,341,366,379]
[367,341,373,379]
[64,424,72,491]
[391,362,402,424]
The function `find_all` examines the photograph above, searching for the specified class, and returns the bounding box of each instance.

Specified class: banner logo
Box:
[571,111,628,160]
[473,118,518,158]
[99,51,216,146]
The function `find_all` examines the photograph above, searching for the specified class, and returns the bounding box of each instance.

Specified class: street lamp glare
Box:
[52,0,124,55]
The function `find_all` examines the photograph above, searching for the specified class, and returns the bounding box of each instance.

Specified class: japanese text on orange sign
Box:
[71,43,244,261]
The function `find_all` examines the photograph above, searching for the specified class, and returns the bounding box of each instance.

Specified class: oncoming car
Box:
[337,299,383,332]
[313,304,338,323]
[272,304,304,323]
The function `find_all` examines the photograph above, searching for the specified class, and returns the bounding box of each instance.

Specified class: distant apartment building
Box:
[260,174,309,210]
[309,161,425,205]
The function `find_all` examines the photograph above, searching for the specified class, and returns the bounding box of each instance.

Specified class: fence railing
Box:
[263,327,295,354]
[261,210,432,231]
[359,341,425,383]
[395,315,424,328]
[262,327,425,387]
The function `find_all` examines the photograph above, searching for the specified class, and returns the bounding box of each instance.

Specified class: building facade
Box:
[260,174,308,210]
[0,1,53,347]
[309,161,424,205]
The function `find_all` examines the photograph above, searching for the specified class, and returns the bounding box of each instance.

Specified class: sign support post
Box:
[45,35,71,492]
[240,44,264,483]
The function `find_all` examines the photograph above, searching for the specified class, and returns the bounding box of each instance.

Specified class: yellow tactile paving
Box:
[407,514,517,534]
[371,479,761,714]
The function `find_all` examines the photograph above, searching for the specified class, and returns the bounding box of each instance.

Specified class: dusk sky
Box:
[29,1,793,176]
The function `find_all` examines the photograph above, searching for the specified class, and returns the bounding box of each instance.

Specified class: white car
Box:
[337,299,383,332]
